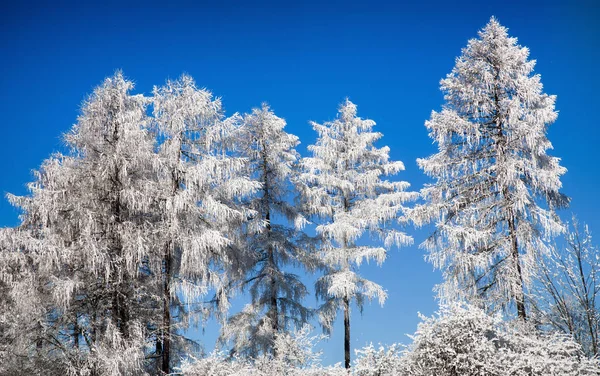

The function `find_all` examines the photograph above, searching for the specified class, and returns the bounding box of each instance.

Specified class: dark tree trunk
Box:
[161,243,172,375]
[508,215,527,320]
[73,312,79,349]
[266,210,279,357]
[344,297,351,369]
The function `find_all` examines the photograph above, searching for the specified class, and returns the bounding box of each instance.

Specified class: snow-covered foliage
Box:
[299,99,416,367]
[533,218,600,357]
[0,72,258,375]
[353,343,405,376]
[152,75,259,372]
[412,17,569,319]
[183,326,346,376]
[403,303,599,376]
[0,228,56,375]
[2,72,158,375]
[220,104,314,358]
[184,307,600,376]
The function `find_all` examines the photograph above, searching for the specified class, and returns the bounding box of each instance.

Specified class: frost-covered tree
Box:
[220,104,314,358]
[5,72,159,375]
[152,75,259,373]
[299,99,416,368]
[533,218,600,357]
[1,72,263,375]
[412,17,568,320]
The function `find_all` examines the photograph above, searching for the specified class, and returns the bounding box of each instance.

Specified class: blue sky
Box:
[1,0,599,366]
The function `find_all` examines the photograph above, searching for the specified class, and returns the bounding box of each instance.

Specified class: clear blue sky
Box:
[1,0,598,366]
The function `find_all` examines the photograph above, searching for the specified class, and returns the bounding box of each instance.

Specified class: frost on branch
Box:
[533,218,600,357]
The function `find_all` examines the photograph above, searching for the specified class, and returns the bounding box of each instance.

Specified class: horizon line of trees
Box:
[1,16,599,376]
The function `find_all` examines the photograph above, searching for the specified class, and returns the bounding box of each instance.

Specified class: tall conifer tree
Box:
[299,99,415,368]
[152,75,260,373]
[220,104,314,358]
[412,18,568,320]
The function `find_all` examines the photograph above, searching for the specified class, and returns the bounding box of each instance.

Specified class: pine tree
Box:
[299,99,415,368]
[220,104,314,358]
[412,18,569,320]
[152,74,260,373]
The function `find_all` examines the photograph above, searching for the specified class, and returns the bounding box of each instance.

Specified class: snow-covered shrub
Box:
[182,326,348,376]
[179,352,250,376]
[403,303,600,376]
[271,325,326,368]
[180,353,348,376]
[353,343,406,376]
[404,304,501,375]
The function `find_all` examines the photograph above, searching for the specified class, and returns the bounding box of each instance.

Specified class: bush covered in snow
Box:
[402,304,599,376]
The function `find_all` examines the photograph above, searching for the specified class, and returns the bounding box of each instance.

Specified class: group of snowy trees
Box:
[0,73,414,374]
[1,17,599,375]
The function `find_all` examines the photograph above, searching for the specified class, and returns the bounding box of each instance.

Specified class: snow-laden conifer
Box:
[5,72,159,375]
[219,104,315,358]
[299,99,416,368]
[152,75,260,372]
[412,17,568,319]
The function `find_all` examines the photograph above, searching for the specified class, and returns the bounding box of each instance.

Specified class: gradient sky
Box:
[1,0,599,366]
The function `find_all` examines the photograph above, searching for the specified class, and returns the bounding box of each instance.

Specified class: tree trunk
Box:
[112,279,131,338]
[161,242,172,375]
[508,215,527,320]
[110,159,131,337]
[266,210,279,357]
[344,297,351,369]
[73,312,79,349]
[261,146,279,358]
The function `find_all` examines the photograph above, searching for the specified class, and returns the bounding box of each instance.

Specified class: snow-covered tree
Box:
[152,75,259,373]
[412,17,568,320]
[299,99,416,368]
[220,104,314,358]
[533,218,600,357]
[5,71,159,375]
